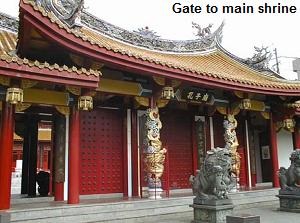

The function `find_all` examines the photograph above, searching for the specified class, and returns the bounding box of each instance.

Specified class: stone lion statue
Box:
[279,149,300,192]
[189,147,235,203]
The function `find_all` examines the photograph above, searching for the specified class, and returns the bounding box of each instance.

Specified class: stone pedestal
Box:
[277,193,300,212]
[190,203,234,223]
[227,215,260,223]
[0,212,10,223]
[148,188,163,199]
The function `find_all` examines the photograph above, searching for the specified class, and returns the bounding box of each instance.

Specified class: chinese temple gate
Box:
[0,0,300,210]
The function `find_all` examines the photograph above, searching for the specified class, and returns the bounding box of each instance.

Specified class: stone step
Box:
[11,203,190,223]
[11,196,53,205]
[9,188,279,223]
[229,188,278,207]
[10,197,191,223]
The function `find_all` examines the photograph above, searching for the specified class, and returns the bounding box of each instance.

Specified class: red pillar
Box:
[131,109,139,197]
[293,119,300,150]
[122,109,128,198]
[54,114,66,201]
[192,117,198,175]
[0,102,15,210]
[54,183,64,201]
[270,113,280,188]
[68,107,80,204]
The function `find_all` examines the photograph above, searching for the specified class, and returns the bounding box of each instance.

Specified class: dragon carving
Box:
[36,0,84,27]
[144,107,167,189]
[192,22,213,38]
[224,114,241,179]
[244,46,272,70]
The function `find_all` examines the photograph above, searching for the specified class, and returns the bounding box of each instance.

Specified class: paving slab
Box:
[141,203,300,223]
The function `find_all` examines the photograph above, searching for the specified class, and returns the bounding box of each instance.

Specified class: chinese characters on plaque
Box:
[180,88,214,104]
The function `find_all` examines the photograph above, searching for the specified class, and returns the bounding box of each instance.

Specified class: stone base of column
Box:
[190,203,234,223]
[0,212,10,223]
[148,188,163,199]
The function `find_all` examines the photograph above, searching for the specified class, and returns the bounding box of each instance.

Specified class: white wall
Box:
[277,130,294,168]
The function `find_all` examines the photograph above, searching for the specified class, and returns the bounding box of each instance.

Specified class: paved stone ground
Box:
[142,203,300,223]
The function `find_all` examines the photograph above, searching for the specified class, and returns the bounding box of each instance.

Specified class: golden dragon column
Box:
[224,114,241,191]
[144,107,167,199]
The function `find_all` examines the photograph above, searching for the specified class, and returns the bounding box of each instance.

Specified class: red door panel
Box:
[161,111,193,189]
[80,108,123,195]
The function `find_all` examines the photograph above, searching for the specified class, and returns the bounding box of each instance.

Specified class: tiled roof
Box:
[0,30,16,55]
[0,29,100,77]
[20,0,300,91]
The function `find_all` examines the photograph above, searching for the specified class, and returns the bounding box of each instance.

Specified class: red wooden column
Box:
[68,106,80,204]
[131,109,139,197]
[55,183,64,201]
[0,102,15,210]
[54,114,66,201]
[192,116,198,174]
[293,119,300,150]
[270,113,280,188]
[122,109,128,198]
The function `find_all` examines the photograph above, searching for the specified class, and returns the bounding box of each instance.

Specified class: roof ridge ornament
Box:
[0,12,18,33]
[81,12,225,53]
[134,26,160,39]
[36,0,84,28]
[244,46,272,70]
[192,22,213,39]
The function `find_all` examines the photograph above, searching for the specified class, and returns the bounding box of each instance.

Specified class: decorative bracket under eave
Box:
[276,118,296,132]
[231,99,266,114]
[0,76,10,86]
[134,96,169,109]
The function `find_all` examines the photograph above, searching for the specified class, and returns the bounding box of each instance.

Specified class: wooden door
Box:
[161,110,193,189]
[80,108,123,195]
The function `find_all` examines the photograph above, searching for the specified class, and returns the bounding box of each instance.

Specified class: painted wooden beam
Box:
[23,88,69,106]
[98,78,151,96]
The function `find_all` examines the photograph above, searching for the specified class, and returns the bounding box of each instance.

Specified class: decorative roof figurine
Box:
[244,46,272,70]
[192,22,213,38]
[134,26,160,39]
[36,0,84,27]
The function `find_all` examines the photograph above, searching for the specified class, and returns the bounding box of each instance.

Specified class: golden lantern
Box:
[6,87,23,104]
[161,86,174,100]
[78,96,93,111]
[283,118,295,132]
[239,99,251,110]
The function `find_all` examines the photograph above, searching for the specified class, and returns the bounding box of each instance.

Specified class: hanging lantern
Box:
[161,86,174,100]
[6,87,23,104]
[239,98,251,110]
[78,96,93,111]
[283,118,295,132]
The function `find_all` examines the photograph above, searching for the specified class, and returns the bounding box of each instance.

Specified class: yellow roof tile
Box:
[0,30,100,77]
[80,28,300,90]
[19,0,300,91]
[0,30,17,55]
